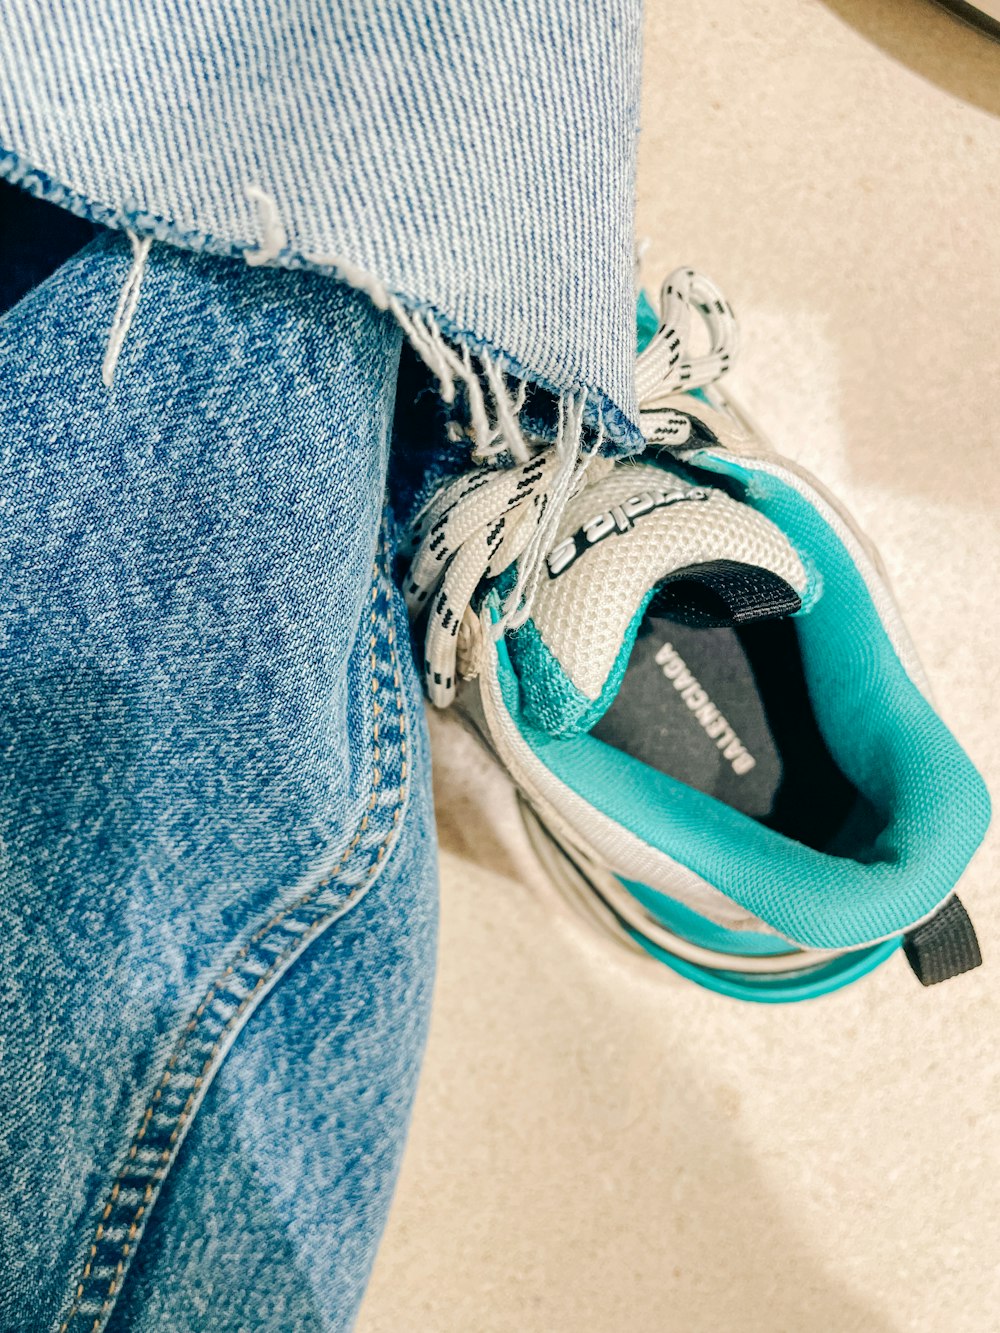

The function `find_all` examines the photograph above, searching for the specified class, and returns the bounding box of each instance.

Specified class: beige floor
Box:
[358,4,1000,1330]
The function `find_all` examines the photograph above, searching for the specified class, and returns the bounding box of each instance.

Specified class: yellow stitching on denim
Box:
[83,690,407,1326]
[60,537,409,1333]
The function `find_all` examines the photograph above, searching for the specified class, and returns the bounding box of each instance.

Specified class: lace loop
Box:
[635,267,738,406]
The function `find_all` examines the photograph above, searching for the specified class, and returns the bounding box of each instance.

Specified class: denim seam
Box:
[56,529,410,1333]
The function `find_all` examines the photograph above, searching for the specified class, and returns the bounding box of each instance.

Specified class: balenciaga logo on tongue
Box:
[546,485,710,579]
[653,641,757,776]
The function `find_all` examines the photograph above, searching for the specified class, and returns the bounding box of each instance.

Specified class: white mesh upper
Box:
[527,460,808,702]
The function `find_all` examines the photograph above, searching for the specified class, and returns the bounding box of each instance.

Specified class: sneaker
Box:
[404,268,990,1001]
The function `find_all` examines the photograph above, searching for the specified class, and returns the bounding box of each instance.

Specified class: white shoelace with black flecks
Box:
[405,267,739,708]
[635,267,739,445]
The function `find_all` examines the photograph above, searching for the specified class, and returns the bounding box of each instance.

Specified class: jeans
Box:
[0,0,643,450]
[0,2,646,1326]
[0,231,437,1330]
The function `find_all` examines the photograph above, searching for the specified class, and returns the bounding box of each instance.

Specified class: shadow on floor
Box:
[819,0,1000,115]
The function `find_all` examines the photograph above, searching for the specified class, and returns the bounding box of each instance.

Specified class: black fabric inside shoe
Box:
[0,179,97,316]
[591,610,862,851]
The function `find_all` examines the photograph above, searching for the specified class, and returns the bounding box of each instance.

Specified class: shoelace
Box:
[405,267,739,708]
[635,267,739,445]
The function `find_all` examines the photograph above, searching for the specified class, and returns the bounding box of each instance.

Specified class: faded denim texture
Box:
[0,0,645,448]
[0,2,649,1325]
[0,231,437,1330]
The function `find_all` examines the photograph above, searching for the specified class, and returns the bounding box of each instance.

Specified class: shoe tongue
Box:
[507,459,808,736]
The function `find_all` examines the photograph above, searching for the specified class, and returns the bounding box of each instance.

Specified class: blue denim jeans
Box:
[0,3,645,1325]
[0,231,437,1331]
[0,1,643,451]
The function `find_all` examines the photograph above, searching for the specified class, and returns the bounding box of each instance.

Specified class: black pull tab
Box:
[652,560,802,629]
[903,896,982,986]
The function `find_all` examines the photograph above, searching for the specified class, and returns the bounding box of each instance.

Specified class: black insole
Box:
[0,179,97,316]
[591,611,860,851]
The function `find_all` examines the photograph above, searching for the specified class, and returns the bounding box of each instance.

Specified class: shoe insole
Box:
[591,611,859,850]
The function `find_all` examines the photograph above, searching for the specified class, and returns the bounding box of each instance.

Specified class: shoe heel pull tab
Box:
[903,896,982,986]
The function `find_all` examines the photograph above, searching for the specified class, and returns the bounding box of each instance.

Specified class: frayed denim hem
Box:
[0,146,644,459]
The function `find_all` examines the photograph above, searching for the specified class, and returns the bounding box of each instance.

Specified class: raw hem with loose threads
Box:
[0,147,644,457]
